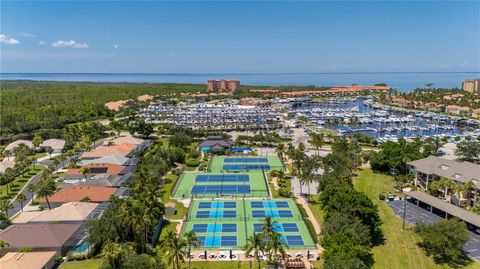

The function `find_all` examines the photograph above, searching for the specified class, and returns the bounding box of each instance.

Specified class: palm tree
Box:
[160,230,187,269]
[101,242,129,269]
[265,232,287,265]
[276,143,285,163]
[80,167,91,179]
[2,150,12,161]
[16,193,27,212]
[463,180,477,207]
[0,240,9,251]
[26,183,37,201]
[0,199,13,216]
[262,216,278,236]
[35,178,56,209]
[245,232,265,269]
[309,132,324,156]
[184,230,199,269]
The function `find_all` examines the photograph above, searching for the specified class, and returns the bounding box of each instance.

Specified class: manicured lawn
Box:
[161,173,187,219]
[59,258,103,269]
[159,219,178,239]
[353,168,480,269]
[0,165,45,200]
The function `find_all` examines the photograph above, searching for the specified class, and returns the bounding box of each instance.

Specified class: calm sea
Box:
[1,72,479,92]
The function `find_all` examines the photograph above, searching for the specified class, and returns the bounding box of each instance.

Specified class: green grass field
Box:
[182,198,315,250]
[172,171,269,199]
[0,165,45,200]
[208,156,284,173]
[353,168,480,269]
[161,173,188,219]
[59,258,103,269]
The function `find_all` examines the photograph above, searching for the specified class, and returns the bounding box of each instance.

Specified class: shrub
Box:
[185,158,200,167]
[378,194,385,200]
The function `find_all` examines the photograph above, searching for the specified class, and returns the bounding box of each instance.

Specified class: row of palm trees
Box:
[428,177,478,207]
[158,217,289,269]
[276,140,323,195]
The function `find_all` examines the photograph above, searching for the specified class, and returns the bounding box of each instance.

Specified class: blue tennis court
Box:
[224,158,268,163]
[198,201,236,209]
[191,185,251,195]
[195,174,249,183]
[223,164,271,171]
[251,201,289,208]
[281,235,304,246]
[193,223,237,233]
[196,210,237,219]
[197,236,238,247]
[252,210,293,218]
[253,223,299,233]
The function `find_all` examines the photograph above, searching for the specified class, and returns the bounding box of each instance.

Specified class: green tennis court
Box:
[171,171,269,198]
[208,156,284,173]
[181,199,315,249]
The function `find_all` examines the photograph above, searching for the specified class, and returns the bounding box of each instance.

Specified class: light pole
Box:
[403,193,407,230]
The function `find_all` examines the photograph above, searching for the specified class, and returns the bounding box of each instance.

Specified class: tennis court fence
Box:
[207,165,286,173]
[185,214,304,222]
[174,190,270,199]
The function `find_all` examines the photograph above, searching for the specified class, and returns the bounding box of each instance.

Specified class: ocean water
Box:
[1,72,479,92]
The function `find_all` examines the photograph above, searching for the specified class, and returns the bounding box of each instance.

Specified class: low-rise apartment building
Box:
[408,156,480,207]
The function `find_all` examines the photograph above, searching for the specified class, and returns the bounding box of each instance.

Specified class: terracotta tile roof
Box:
[39,186,116,203]
[446,105,471,111]
[81,143,137,158]
[137,94,154,101]
[13,202,98,223]
[0,251,57,269]
[0,223,81,249]
[67,163,127,176]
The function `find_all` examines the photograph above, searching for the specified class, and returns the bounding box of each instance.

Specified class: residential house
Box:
[3,140,34,153]
[0,223,82,255]
[13,202,98,224]
[445,105,471,116]
[472,108,480,119]
[80,143,137,159]
[0,251,57,269]
[38,186,116,208]
[79,155,139,166]
[408,156,480,207]
[40,139,65,153]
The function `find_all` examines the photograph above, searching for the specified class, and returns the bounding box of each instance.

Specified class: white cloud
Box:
[51,40,89,49]
[20,33,36,37]
[38,41,47,46]
[169,51,176,57]
[461,61,469,67]
[113,44,118,49]
[0,34,20,45]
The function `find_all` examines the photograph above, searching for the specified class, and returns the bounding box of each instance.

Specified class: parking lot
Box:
[388,200,480,262]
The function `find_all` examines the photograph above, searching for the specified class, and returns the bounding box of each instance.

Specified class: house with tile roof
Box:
[0,223,82,255]
[0,251,57,269]
[13,202,98,224]
[38,185,116,208]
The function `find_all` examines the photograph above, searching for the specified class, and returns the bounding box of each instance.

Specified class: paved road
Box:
[388,200,480,262]
[6,139,105,218]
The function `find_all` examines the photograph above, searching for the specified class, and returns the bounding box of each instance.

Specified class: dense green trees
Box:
[414,218,469,266]
[370,139,422,174]
[455,141,480,162]
[0,81,203,142]
[316,137,382,268]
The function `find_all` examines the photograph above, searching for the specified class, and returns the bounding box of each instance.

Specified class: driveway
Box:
[387,200,480,262]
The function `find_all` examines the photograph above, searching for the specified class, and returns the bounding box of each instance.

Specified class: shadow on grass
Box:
[417,242,474,269]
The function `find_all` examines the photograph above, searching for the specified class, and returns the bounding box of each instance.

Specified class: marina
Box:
[289,97,479,142]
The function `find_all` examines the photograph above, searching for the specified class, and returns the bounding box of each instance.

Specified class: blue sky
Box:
[1,1,479,73]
